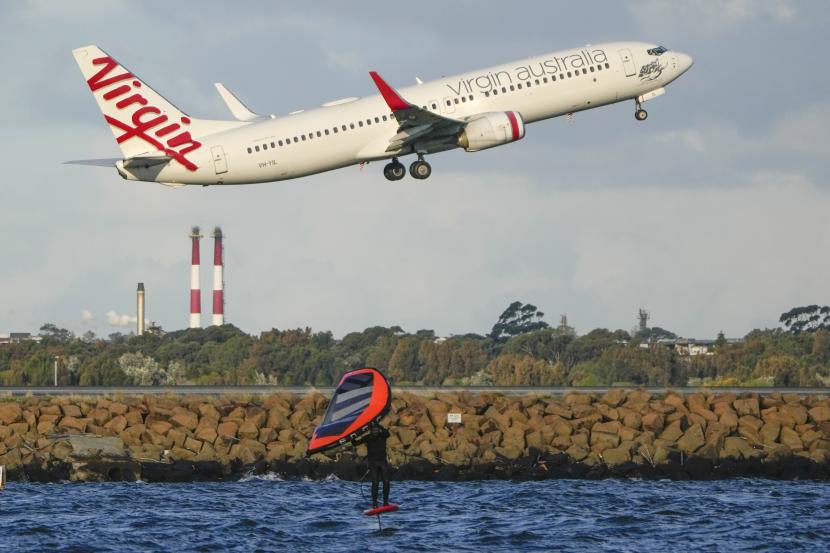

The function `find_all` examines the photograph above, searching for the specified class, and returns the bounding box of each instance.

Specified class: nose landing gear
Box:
[634,99,648,121]
[383,158,406,181]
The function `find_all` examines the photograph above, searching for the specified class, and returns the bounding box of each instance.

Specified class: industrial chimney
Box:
[212,226,225,326]
[136,282,145,336]
[190,226,202,328]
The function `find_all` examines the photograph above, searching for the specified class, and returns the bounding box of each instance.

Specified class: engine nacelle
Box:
[457,111,525,152]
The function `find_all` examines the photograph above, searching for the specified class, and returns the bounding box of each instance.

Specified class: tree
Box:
[39,323,73,343]
[635,326,677,342]
[780,305,830,334]
[489,301,549,341]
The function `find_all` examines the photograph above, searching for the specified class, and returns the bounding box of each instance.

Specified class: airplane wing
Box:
[369,71,464,153]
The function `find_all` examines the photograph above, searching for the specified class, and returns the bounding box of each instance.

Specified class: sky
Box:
[1,0,829,340]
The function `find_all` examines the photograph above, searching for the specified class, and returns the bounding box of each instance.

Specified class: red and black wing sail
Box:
[306,367,391,455]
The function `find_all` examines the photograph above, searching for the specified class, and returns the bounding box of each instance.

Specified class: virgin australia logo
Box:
[639,60,665,82]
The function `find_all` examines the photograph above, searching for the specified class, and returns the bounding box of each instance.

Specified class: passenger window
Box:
[582,68,587,74]
[517,83,522,90]
[431,103,437,109]
[263,144,268,150]
[374,117,380,123]
[342,125,347,131]
[446,100,452,106]
[358,121,363,127]
[552,75,556,81]
[301,135,306,141]
[589,66,595,73]
[278,140,283,146]
[255,145,260,152]
[535,79,540,85]
[461,96,466,103]
[316,131,321,137]
[469,95,473,101]
[502,87,506,93]
[333,127,338,133]
[293,137,298,143]
[454,98,459,104]
[510,85,515,91]
[597,65,602,71]
[567,71,572,78]
[543,77,548,83]
[526,81,531,87]
[605,62,610,69]
[247,147,252,154]
[484,91,490,97]
[350,123,355,129]
[382,115,388,121]
[324,129,329,136]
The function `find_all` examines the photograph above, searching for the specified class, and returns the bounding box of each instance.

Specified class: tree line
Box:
[2,303,829,387]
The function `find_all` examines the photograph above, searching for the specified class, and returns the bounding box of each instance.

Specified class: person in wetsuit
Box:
[364,422,390,508]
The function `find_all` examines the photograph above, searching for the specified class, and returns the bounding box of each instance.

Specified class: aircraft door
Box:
[442,96,456,114]
[619,49,636,77]
[211,145,228,174]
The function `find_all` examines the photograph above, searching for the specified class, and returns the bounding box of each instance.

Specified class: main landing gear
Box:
[383,155,432,181]
[634,99,648,121]
[409,155,431,180]
[383,159,405,181]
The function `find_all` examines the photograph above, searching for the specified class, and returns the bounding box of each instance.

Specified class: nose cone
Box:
[676,52,694,74]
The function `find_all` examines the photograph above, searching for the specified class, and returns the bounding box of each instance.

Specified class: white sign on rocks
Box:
[447,412,462,424]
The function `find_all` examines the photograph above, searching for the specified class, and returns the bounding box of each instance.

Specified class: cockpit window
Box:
[647,46,668,56]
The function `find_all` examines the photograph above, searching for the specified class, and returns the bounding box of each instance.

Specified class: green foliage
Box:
[489,301,549,341]
[2,315,830,387]
[780,305,830,334]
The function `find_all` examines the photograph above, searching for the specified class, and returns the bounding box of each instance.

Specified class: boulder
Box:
[170,411,199,431]
[721,437,755,460]
[738,415,763,432]
[266,408,291,430]
[677,424,705,454]
[780,404,808,425]
[195,426,218,444]
[184,437,204,453]
[564,393,592,406]
[602,446,631,466]
[808,406,830,423]
[197,403,222,420]
[642,412,665,433]
[780,427,804,450]
[217,421,239,440]
[87,408,111,426]
[800,429,823,447]
[759,422,781,445]
[60,404,83,418]
[58,416,87,433]
[109,402,128,416]
[39,404,61,416]
[0,403,23,425]
[169,446,196,461]
[104,415,128,433]
[544,403,573,419]
[719,411,739,431]
[622,411,642,431]
[258,427,277,444]
[659,420,684,442]
[600,389,626,408]
[565,444,588,461]
[124,410,144,427]
[168,428,187,448]
[590,432,621,451]
[149,420,173,435]
[238,420,260,440]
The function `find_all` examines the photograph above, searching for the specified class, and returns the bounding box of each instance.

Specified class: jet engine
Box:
[457,111,525,152]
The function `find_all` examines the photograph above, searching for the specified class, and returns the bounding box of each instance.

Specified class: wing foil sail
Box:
[306,367,391,455]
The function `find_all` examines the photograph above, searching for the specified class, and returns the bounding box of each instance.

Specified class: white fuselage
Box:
[119,41,692,185]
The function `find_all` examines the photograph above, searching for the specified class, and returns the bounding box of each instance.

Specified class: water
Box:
[2,477,829,552]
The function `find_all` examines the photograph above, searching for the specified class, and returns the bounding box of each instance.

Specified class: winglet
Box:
[369,71,411,112]
[214,83,261,121]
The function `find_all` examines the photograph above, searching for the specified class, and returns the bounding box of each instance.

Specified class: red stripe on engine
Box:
[505,111,520,141]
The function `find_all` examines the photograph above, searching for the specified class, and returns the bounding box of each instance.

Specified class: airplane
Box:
[68,42,693,186]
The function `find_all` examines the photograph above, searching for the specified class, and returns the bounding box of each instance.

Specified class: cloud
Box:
[106,310,136,327]
[80,309,95,323]
[627,0,797,33]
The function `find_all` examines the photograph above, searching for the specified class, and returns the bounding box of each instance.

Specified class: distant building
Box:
[643,337,743,356]
[0,332,43,346]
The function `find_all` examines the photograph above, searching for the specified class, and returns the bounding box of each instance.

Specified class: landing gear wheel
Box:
[384,160,406,181]
[409,159,432,180]
[635,108,648,121]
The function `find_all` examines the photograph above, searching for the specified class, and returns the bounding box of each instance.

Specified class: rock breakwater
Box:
[1,389,829,482]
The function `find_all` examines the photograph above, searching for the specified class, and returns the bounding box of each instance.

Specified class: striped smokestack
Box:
[137,282,145,336]
[212,226,224,326]
[190,226,202,328]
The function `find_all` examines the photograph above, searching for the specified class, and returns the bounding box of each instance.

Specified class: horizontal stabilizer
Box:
[64,155,172,169]
[64,158,121,167]
[214,83,262,121]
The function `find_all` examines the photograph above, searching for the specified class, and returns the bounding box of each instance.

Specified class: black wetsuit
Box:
[365,425,390,507]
